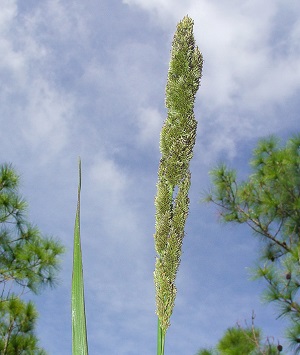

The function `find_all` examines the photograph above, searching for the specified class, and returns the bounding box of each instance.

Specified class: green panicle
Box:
[154,15,203,339]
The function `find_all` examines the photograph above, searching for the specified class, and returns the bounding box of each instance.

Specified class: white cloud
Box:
[0,1,26,84]
[123,0,192,26]
[22,79,74,158]
[0,0,17,31]
[86,153,141,242]
[22,0,88,44]
[136,107,163,146]
[194,1,276,106]
[88,155,127,198]
[0,0,81,163]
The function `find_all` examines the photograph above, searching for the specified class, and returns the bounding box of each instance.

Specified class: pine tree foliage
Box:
[196,323,280,355]
[205,135,300,351]
[154,15,203,335]
[0,163,65,297]
[217,326,259,354]
[0,298,47,354]
[0,163,64,353]
[197,349,215,355]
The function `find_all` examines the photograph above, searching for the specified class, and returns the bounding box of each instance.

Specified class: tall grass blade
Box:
[72,159,88,355]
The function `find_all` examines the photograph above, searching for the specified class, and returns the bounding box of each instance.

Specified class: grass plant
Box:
[71,16,202,355]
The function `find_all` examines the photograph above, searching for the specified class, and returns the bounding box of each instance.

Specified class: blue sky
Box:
[1,0,300,354]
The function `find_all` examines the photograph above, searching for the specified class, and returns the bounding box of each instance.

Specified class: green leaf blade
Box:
[72,159,88,355]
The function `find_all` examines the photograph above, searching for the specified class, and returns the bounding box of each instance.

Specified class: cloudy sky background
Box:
[1,0,300,353]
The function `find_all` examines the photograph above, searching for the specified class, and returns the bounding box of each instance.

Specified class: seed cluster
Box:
[153,16,203,333]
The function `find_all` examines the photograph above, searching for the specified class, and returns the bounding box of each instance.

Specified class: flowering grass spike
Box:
[153,15,203,354]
